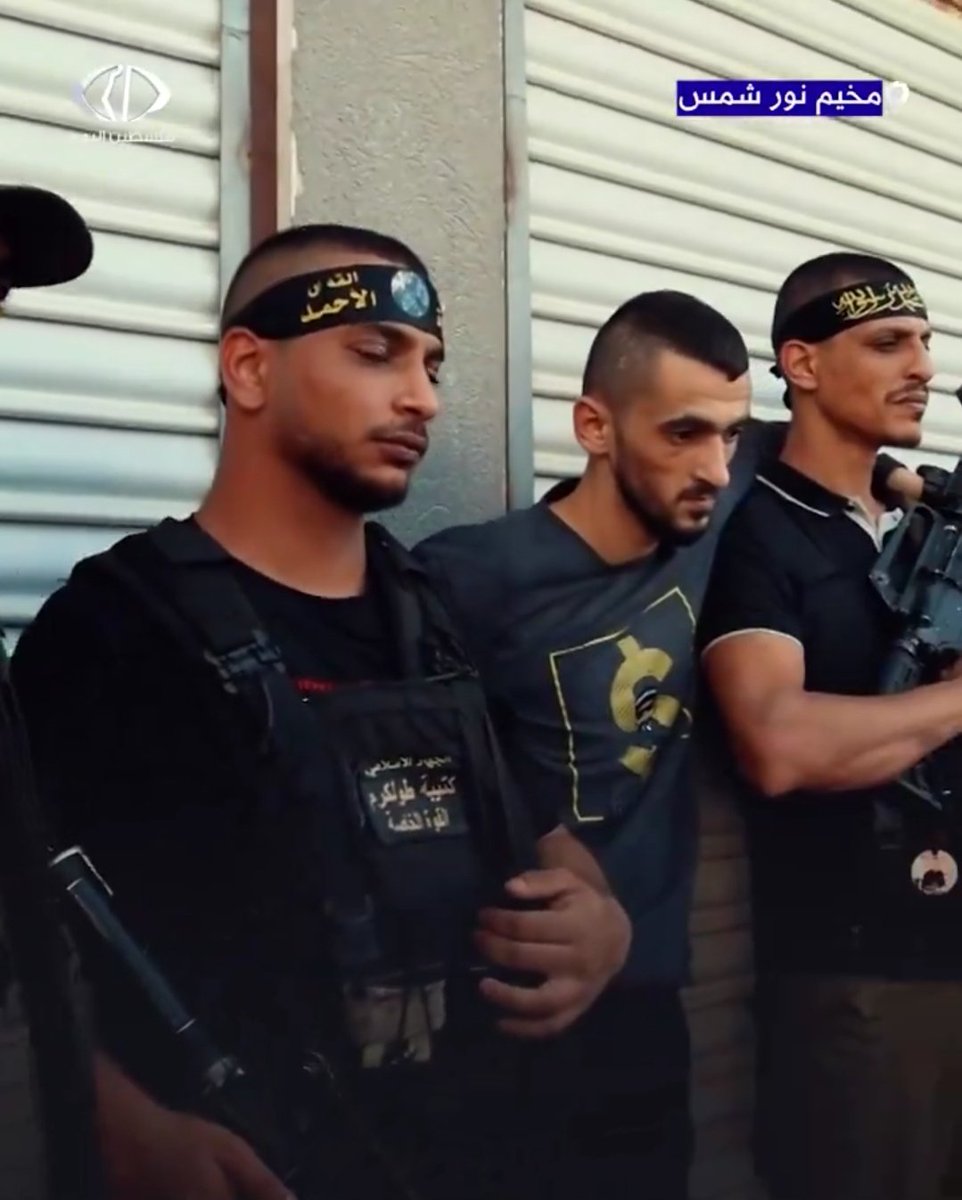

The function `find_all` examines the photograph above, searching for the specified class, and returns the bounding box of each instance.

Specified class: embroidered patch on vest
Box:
[356,754,469,843]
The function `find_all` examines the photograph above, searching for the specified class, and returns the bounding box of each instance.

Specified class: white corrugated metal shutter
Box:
[0,0,250,640]
[520,2,962,1196]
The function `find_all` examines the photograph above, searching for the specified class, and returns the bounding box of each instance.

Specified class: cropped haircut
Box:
[771,251,915,408]
[216,222,430,402]
[771,251,914,348]
[220,222,429,333]
[581,289,749,405]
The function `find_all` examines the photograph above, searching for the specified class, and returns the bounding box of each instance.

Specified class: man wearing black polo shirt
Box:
[699,251,962,1200]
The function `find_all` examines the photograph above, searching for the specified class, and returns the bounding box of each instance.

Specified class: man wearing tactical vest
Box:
[699,252,962,1200]
[0,186,294,1200]
[11,221,632,1198]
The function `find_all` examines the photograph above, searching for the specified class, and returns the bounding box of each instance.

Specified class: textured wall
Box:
[291,0,508,543]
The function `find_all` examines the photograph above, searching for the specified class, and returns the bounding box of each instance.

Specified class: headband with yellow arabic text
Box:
[770,278,927,378]
[224,263,444,344]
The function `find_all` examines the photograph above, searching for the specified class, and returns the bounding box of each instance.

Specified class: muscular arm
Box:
[702,631,962,797]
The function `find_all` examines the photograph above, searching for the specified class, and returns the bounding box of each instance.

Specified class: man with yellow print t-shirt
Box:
[414,287,914,1200]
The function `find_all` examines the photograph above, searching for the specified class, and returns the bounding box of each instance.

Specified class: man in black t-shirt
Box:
[699,252,962,1200]
[12,222,631,1199]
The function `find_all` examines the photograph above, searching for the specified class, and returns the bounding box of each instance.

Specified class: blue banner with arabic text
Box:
[676,79,885,118]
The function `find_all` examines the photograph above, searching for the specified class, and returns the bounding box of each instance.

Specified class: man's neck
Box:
[549,469,660,564]
[195,459,368,597]
[780,421,881,516]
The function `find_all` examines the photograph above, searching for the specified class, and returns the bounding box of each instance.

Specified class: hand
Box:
[96,1057,294,1200]
[884,465,924,507]
[107,1110,295,1200]
[473,868,632,1039]
[940,655,962,684]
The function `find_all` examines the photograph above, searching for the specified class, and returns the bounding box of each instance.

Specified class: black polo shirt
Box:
[698,460,962,978]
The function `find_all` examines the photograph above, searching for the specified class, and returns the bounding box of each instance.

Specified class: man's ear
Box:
[779,340,818,395]
[220,328,269,414]
[572,393,614,456]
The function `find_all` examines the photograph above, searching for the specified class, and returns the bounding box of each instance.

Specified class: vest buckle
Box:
[205,630,284,693]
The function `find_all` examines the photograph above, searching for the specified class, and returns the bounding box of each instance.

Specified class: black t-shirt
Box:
[698,461,962,977]
[229,558,397,687]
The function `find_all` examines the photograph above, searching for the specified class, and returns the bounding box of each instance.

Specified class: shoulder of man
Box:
[711,465,799,567]
[730,416,788,479]
[13,526,178,679]
[411,507,541,625]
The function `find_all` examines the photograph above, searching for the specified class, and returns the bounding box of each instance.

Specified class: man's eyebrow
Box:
[356,322,444,362]
[862,321,932,340]
[659,413,748,433]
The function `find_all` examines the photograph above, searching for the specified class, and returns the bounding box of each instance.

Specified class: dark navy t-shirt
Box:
[413,419,786,986]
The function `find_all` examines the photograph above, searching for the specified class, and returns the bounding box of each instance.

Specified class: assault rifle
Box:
[869,400,962,811]
[49,845,309,1193]
[0,642,315,1191]
[0,642,417,1200]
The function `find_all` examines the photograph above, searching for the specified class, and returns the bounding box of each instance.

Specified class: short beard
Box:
[287,437,411,515]
[313,462,410,514]
[612,464,711,548]
[885,426,924,452]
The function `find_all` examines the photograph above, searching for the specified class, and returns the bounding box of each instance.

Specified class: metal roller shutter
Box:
[0,0,249,641]
[518,1,962,1195]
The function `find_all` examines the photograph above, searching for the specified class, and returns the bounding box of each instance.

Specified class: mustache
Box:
[678,484,719,502]
[370,421,430,442]
[890,386,929,404]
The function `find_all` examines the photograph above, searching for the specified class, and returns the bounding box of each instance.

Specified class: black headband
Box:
[770,277,927,378]
[223,263,444,343]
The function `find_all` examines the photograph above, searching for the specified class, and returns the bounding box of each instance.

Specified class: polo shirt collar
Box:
[757,459,903,551]
[756,459,851,517]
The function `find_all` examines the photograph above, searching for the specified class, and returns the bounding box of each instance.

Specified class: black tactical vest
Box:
[82,519,540,1059]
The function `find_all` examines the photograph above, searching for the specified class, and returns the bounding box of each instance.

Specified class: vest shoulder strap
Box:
[83,520,378,968]
[365,523,476,678]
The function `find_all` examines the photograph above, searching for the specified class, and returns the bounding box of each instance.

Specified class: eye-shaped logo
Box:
[75,65,171,124]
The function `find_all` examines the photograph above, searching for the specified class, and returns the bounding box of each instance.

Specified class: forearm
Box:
[745,680,962,795]
[536,825,611,894]
[801,732,946,793]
